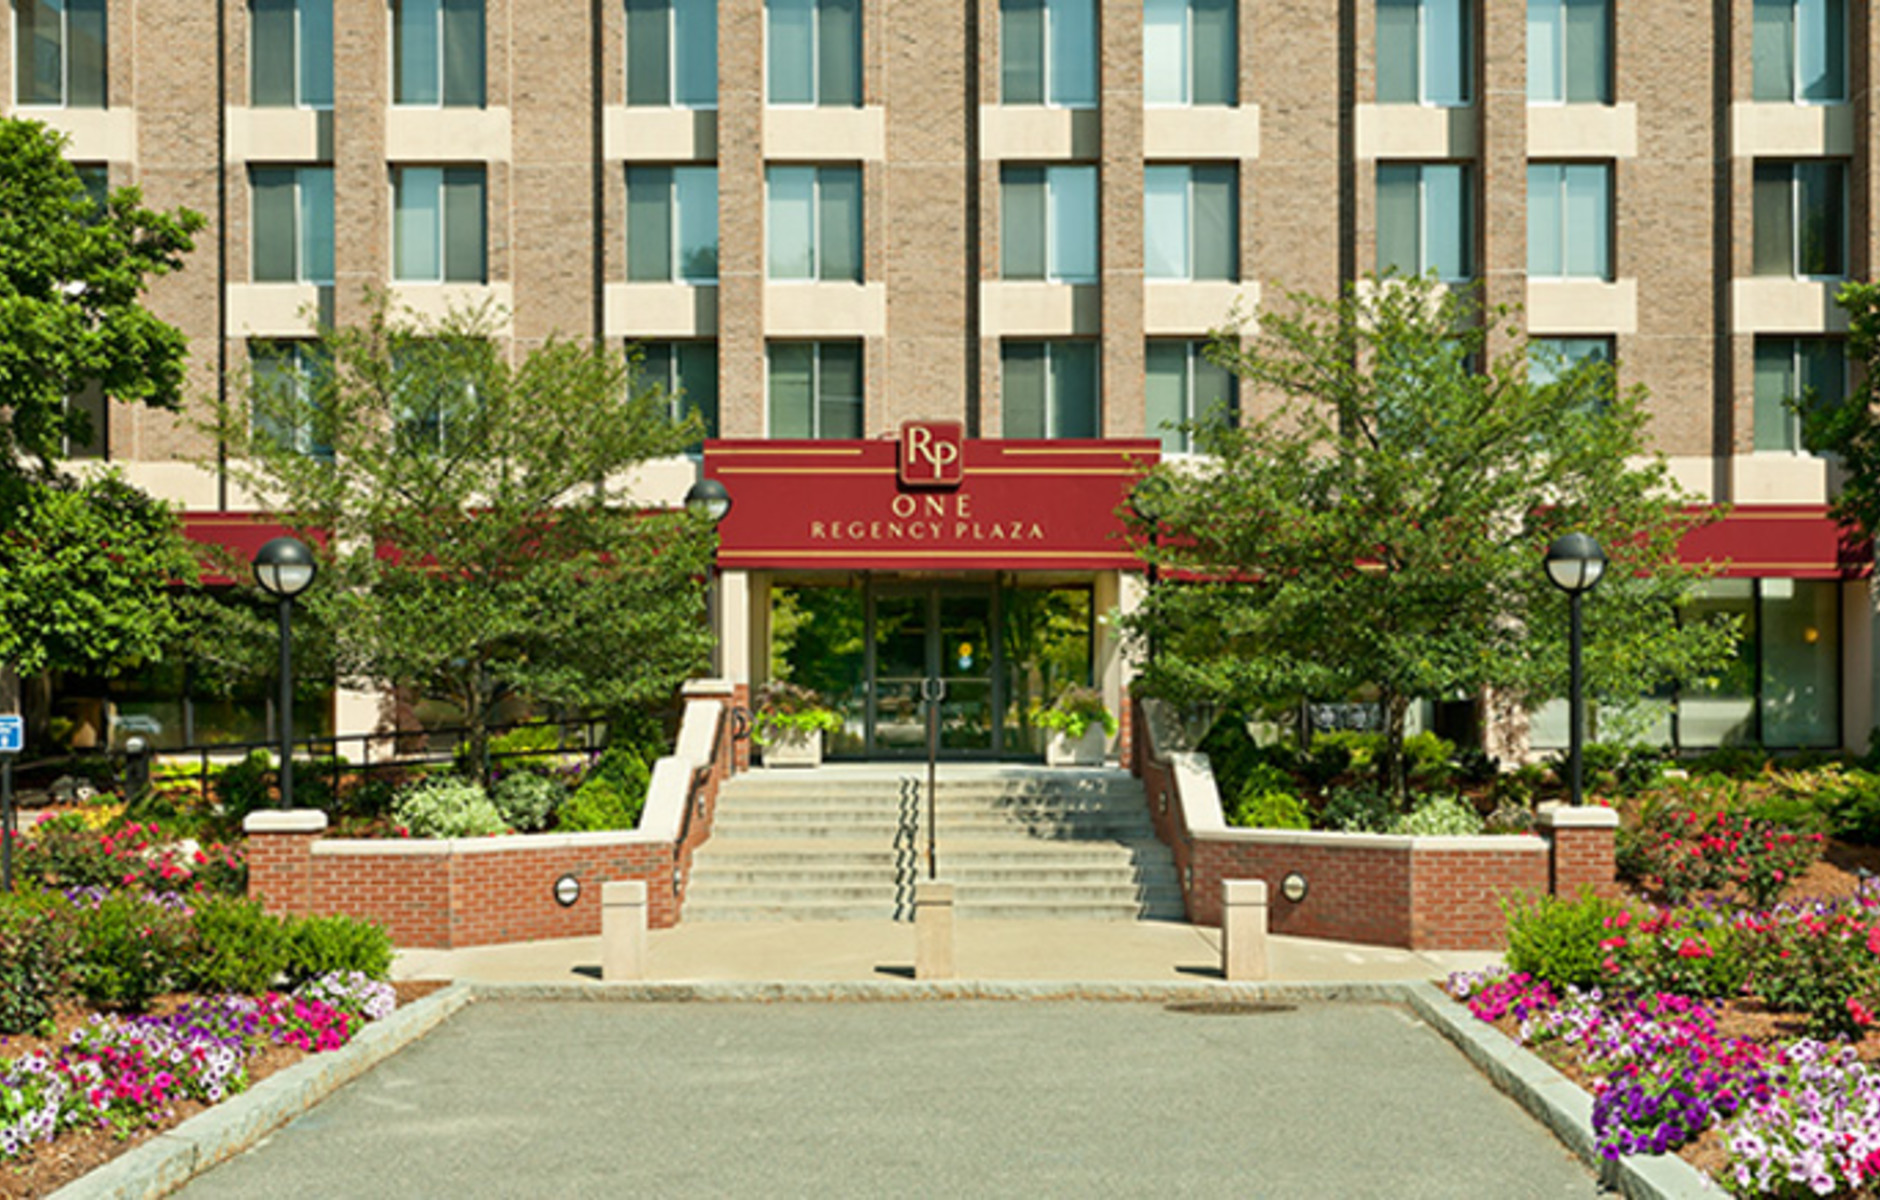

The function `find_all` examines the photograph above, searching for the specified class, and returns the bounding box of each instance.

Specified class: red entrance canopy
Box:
[1678,505,1871,580]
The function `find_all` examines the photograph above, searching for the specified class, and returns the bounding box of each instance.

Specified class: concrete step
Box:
[708,813,1156,835]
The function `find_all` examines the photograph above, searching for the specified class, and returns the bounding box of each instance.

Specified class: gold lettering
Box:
[1028,522,1045,539]
[909,522,925,539]
[989,523,1006,540]
[955,492,972,519]
[847,522,866,539]
[810,521,826,539]
[890,494,916,519]
[929,522,943,539]
[923,495,945,517]
[954,521,968,539]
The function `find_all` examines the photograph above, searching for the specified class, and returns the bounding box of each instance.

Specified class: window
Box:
[1143,0,1234,106]
[769,342,862,438]
[1001,165,1097,282]
[390,339,487,454]
[1376,0,1469,106]
[627,0,716,107]
[74,163,109,219]
[14,0,105,107]
[767,166,861,282]
[1754,337,1844,453]
[1528,336,1611,387]
[628,167,718,283]
[393,0,483,106]
[63,380,107,459]
[636,341,719,443]
[394,166,486,283]
[251,0,333,108]
[1001,0,1096,107]
[1679,579,1839,749]
[767,0,859,106]
[1753,161,1845,278]
[1146,342,1234,453]
[250,167,334,284]
[1527,0,1608,104]
[1753,0,1845,103]
[1376,163,1472,281]
[1144,165,1237,281]
[249,341,332,458]
[1527,163,1609,280]
[1002,341,1099,438]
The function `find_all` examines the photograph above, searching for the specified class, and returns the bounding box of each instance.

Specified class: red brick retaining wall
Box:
[247,683,739,949]
[1132,701,1618,952]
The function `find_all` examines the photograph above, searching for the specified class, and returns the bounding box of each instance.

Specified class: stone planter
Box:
[1045,723,1108,767]
[760,725,824,768]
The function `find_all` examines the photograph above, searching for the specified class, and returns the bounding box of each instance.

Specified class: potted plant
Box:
[1035,686,1116,767]
[753,681,843,768]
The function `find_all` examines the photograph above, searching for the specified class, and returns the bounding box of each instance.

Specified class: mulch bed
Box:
[0,980,449,1198]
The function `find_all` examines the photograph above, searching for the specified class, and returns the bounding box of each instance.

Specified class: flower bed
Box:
[1450,881,1880,1196]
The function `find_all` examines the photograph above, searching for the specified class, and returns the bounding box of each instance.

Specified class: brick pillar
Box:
[1538,805,1619,901]
[243,810,329,918]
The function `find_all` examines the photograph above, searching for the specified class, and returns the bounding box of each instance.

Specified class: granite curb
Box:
[46,977,1722,1199]
[1402,982,1719,1199]
[49,982,476,1200]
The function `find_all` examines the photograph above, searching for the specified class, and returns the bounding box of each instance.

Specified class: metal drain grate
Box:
[1164,1001,1297,1016]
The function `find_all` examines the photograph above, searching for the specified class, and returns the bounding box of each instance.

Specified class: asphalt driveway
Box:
[178,999,1600,1198]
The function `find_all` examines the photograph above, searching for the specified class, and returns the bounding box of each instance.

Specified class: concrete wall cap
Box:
[1538,806,1621,830]
[601,880,648,905]
[242,810,329,835]
[1203,828,1549,853]
[681,677,736,698]
[311,829,661,857]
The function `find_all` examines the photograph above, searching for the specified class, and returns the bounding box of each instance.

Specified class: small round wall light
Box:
[553,874,582,908]
[1281,872,1308,904]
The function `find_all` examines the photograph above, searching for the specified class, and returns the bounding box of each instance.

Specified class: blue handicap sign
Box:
[0,716,20,754]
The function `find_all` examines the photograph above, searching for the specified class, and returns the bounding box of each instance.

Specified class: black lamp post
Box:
[253,536,318,809]
[1544,532,1607,807]
[1129,474,1173,667]
[684,479,733,674]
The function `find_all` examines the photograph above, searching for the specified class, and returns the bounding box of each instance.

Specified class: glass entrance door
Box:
[868,585,999,756]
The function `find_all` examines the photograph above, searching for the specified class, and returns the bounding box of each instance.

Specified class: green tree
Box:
[1126,276,1738,801]
[1802,283,1880,539]
[0,472,201,742]
[216,300,716,764]
[0,118,204,474]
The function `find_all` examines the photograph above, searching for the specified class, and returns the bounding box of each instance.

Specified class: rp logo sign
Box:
[898,421,964,488]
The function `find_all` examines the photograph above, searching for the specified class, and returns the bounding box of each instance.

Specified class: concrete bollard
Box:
[1222,879,1269,981]
[914,880,955,980]
[601,880,648,981]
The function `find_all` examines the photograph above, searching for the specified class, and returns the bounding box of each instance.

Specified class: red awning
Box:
[1678,505,1871,580]
[181,513,324,584]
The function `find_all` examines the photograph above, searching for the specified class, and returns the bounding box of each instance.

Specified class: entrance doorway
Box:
[765,576,1096,760]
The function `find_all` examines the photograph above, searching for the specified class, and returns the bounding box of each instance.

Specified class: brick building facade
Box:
[6,0,1875,758]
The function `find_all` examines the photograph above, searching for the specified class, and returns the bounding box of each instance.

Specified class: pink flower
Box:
[1849,998,1875,1028]
[1676,938,1712,959]
[1867,925,1880,956]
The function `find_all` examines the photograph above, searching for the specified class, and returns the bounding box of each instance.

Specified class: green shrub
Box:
[1389,792,1483,836]
[0,897,73,1035]
[343,775,401,820]
[73,892,191,1010]
[1819,766,1880,844]
[1503,889,1625,990]
[1315,731,1382,770]
[1491,762,1549,808]
[285,914,394,987]
[215,750,276,819]
[1228,782,1310,830]
[290,756,343,814]
[182,897,291,995]
[1402,731,1457,787]
[1197,714,1266,805]
[392,776,508,838]
[1615,915,1751,1001]
[1683,746,1774,779]
[457,722,569,779]
[1320,784,1395,833]
[558,747,650,832]
[1453,747,1499,786]
[491,770,567,833]
[1300,740,1354,789]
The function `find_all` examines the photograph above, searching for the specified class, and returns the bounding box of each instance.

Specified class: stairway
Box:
[682,765,1185,922]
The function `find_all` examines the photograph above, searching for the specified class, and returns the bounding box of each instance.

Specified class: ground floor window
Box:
[1529,578,1841,751]
[53,661,335,753]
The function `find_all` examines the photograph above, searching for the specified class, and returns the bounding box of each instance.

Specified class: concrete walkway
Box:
[392,919,1502,986]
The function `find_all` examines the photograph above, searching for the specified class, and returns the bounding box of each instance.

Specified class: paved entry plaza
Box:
[178,999,1599,1198]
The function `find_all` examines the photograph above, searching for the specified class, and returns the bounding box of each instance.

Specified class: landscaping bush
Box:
[1619,807,1823,905]
[1402,731,1456,788]
[391,776,508,838]
[1817,765,1880,845]
[1607,909,1752,1000]
[16,818,248,897]
[1300,740,1354,789]
[1491,762,1549,808]
[1503,889,1625,990]
[1197,715,1264,803]
[1320,784,1395,833]
[557,746,650,832]
[215,750,276,818]
[1742,903,1880,1039]
[182,897,292,996]
[71,891,191,1011]
[0,897,73,1035]
[1227,781,1310,830]
[1388,792,1482,836]
[491,770,567,833]
[284,914,394,987]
